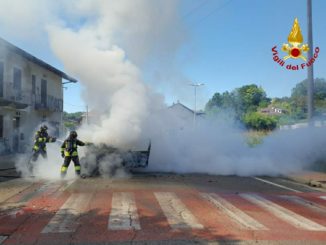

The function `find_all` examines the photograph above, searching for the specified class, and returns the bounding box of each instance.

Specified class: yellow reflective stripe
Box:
[61,166,68,173]
[74,166,81,171]
[33,146,39,150]
[64,151,78,156]
[37,137,46,142]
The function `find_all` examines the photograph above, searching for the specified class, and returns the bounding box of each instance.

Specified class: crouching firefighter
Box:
[60,131,86,178]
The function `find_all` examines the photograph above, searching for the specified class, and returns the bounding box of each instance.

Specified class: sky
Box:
[0,0,325,113]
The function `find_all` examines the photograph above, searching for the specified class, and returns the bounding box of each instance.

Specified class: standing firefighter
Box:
[28,125,56,174]
[31,125,56,161]
[60,131,86,178]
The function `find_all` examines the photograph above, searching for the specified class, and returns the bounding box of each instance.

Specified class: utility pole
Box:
[86,105,89,125]
[307,0,314,122]
[189,83,204,127]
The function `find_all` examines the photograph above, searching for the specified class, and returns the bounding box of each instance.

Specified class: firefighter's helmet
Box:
[70,131,78,139]
[40,125,48,132]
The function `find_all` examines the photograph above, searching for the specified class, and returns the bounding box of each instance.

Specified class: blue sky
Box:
[176,0,326,110]
[1,0,325,113]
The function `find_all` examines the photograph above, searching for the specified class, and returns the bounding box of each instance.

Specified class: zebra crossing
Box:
[240,193,326,231]
[0,181,325,243]
[11,189,325,233]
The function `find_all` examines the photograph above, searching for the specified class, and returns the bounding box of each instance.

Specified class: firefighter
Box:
[60,131,86,178]
[31,125,56,162]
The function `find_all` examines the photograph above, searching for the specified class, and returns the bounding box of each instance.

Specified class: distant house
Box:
[260,106,284,115]
[167,101,205,129]
[0,37,77,154]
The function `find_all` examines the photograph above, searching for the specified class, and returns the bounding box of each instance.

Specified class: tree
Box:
[205,84,270,120]
[234,84,270,117]
[291,78,326,117]
[63,111,84,130]
[243,112,278,131]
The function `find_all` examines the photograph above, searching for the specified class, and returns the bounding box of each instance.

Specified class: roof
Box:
[0,37,77,83]
[169,102,205,116]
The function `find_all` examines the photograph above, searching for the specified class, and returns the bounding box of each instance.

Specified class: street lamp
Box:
[189,82,204,127]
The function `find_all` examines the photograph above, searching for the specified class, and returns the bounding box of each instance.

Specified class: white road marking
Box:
[0,181,64,218]
[42,193,92,233]
[108,192,140,230]
[201,193,267,230]
[320,196,326,200]
[0,179,34,203]
[240,193,326,231]
[0,236,7,244]
[280,195,326,214]
[53,179,76,198]
[154,192,203,229]
[253,177,302,193]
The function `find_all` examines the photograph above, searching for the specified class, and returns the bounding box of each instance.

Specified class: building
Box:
[168,101,205,130]
[260,106,284,115]
[0,37,77,154]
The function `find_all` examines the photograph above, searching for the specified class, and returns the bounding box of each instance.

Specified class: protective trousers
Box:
[60,156,81,177]
[32,150,47,161]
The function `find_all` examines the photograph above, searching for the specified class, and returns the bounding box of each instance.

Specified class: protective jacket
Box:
[61,138,85,157]
[33,131,56,152]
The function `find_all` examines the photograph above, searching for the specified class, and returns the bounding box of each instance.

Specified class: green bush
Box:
[243,112,277,131]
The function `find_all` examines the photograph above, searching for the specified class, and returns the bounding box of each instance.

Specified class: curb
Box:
[287,174,326,190]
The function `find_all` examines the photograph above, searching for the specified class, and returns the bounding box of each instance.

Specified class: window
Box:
[0,62,3,97]
[13,67,22,91]
[41,79,47,106]
[32,75,36,95]
[0,115,3,138]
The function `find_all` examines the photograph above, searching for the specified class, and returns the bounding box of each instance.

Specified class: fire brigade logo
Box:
[281,18,309,61]
[271,17,319,71]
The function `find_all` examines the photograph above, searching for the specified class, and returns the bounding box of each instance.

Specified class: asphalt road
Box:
[0,173,325,245]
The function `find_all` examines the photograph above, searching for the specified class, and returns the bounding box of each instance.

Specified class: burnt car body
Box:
[80,142,151,177]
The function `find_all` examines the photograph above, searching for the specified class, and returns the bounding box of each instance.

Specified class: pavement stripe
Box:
[279,195,326,214]
[0,181,63,218]
[0,179,35,203]
[253,177,302,193]
[154,192,203,229]
[240,193,326,231]
[56,179,76,193]
[0,236,7,244]
[201,193,267,230]
[42,193,93,233]
[108,192,140,230]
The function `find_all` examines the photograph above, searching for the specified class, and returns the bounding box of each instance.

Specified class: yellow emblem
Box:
[282,18,309,61]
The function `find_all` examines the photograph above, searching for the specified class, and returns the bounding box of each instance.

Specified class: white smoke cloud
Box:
[146,111,326,176]
[1,0,325,179]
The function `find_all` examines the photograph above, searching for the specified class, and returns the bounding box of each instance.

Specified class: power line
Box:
[193,0,234,25]
[64,102,86,108]
[182,0,209,19]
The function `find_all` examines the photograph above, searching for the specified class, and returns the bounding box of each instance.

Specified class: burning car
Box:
[80,141,151,178]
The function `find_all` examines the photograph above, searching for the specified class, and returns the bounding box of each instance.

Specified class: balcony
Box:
[34,94,63,112]
[0,83,30,109]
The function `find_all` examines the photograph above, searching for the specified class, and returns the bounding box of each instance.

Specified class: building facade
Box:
[0,37,76,154]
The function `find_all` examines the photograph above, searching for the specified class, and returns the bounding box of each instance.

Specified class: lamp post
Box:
[189,82,204,127]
